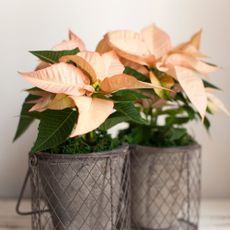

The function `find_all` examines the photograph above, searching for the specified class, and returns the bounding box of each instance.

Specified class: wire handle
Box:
[16,169,36,215]
[16,166,49,215]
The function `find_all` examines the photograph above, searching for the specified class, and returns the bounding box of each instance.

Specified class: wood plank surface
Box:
[0,199,230,229]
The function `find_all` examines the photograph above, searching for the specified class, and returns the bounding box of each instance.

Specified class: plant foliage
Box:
[15,27,227,154]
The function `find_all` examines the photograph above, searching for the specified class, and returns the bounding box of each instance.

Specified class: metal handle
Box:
[16,169,35,215]
[16,168,49,215]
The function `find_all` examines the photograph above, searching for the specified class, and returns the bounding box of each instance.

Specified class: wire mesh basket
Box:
[130,144,201,230]
[20,145,130,230]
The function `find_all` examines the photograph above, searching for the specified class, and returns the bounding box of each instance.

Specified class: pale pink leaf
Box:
[26,89,53,97]
[101,51,125,79]
[35,61,50,71]
[19,63,90,96]
[60,52,103,83]
[47,94,75,110]
[175,66,207,119]
[96,38,112,54]
[70,96,114,136]
[156,61,169,72]
[29,93,75,112]
[29,95,53,112]
[206,92,230,116]
[68,30,86,51]
[172,30,205,58]
[189,29,202,50]
[141,24,172,59]
[166,53,218,75]
[77,51,105,81]
[106,30,155,66]
[52,40,82,51]
[100,74,168,93]
[52,30,85,51]
[120,57,149,75]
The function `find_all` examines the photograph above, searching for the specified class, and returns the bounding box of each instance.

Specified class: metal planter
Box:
[29,145,130,230]
[130,144,201,230]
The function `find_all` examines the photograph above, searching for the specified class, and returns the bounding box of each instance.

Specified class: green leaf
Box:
[175,92,189,104]
[166,116,190,126]
[204,116,211,131]
[115,103,147,125]
[123,66,149,82]
[169,128,187,142]
[30,48,80,64]
[182,105,196,120]
[111,89,149,102]
[160,107,184,116]
[100,112,130,131]
[13,94,41,142]
[203,79,221,90]
[32,109,77,153]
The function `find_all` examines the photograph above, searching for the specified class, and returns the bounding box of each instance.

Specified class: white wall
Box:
[0,0,229,198]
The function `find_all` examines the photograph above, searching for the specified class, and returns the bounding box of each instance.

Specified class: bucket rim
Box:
[130,142,201,153]
[31,144,129,160]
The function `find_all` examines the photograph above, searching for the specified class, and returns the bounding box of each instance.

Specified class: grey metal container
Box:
[29,145,130,230]
[130,144,201,230]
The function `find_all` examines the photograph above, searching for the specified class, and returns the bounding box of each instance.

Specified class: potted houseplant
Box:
[14,31,164,230]
[96,24,230,229]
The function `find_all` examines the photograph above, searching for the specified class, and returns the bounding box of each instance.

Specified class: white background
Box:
[0,0,229,198]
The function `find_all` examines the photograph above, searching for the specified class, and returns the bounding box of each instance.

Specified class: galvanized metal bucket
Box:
[130,144,201,230]
[17,145,130,230]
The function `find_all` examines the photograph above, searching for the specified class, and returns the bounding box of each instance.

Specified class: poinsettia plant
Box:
[96,24,230,147]
[14,30,165,153]
[14,25,229,153]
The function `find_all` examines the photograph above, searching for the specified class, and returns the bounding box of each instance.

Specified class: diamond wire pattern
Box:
[130,144,201,230]
[30,145,130,230]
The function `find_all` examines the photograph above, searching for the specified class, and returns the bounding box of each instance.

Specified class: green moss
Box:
[118,124,195,148]
[46,130,121,154]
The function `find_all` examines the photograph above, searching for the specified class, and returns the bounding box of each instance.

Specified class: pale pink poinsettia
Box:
[19,50,165,136]
[59,50,167,136]
[103,24,218,119]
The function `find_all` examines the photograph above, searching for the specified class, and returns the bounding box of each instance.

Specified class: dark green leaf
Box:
[175,93,189,104]
[112,90,149,102]
[30,48,80,64]
[166,116,190,126]
[160,107,184,116]
[182,105,197,120]
[100,112,130,131]
[13,94,41,142]
[203,79,221,90]
[115,103,147,125]
[204,116,211,131]
[32,109,76,153]
[123,66,149,82]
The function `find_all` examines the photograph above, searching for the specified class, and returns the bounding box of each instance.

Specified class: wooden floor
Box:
[0,199,230,229]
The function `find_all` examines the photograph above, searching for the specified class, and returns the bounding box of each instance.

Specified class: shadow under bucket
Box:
[30,145,130,230]
[130,144,201,230]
